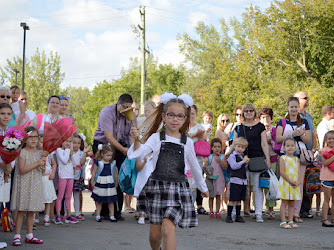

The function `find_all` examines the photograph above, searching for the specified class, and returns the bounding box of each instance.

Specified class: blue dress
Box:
[91,162,118,203]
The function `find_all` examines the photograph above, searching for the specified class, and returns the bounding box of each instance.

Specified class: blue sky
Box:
[0,0,272,89]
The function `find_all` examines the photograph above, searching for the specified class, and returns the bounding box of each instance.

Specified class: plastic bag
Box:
[266,169,279,201]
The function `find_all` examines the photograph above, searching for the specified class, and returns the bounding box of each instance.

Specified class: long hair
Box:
[23,126,39,148]
[286,97,303,127]
[141,98,190,142]
[216,113,229,131]
[72,133,84,151]
[323,131,334,148]
[95,144,115,162]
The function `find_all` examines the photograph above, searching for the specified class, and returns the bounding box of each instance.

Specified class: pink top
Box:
[319,147,334,181]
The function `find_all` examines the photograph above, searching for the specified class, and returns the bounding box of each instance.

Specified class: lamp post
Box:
[13,69,20,85]
[20,22,29,91]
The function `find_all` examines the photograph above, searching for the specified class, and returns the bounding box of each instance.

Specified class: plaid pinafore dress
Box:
[143,131,197,228]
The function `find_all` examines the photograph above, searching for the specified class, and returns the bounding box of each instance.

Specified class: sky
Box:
[0,0,272,90]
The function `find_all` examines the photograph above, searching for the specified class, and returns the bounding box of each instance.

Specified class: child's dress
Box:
[91,160,118,203]
[277,155,301,200]
[211,156,225,196]
[42,154,57,203]
[72,150,85,192]
[11,149,44,211]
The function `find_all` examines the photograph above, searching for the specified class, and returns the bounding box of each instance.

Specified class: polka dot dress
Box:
[277,155,301,200]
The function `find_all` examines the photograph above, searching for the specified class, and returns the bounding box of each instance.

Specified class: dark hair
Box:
[258,107,273,120]
[191,105,198,113]
[283,137,295,147]
[23,126,39,148]
[72,134,85,151]
[141,98,190,143]
[210,138,222,148]
[323,131,334,148]
[47,95,60,104]
[286,97,303,127]
[10,85,20,92]
[118,94,133,104]
[95,144,115,161]
[0,103,12,112]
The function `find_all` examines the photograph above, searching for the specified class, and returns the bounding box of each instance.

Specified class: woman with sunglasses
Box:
[59,96,74,119]
[0,86,16,128]
[225,106,243,144]
[215,113,230,153]
[276,97,310,223]
[226,103,271,223]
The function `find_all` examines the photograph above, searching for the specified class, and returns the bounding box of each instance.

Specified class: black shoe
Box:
[235,216,245,223]
[110,217,118,223]
[96,218,102,222]
[322,220,334,227]
[249,209,255,214]
[115,215,125,221]
[226,216,233,223]
[301,211,313,218]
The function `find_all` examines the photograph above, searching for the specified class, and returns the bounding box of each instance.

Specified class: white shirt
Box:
[317,118,331,149]
[26,109,36,120]
[56,148,73,179]
[127,132,208,192]
[188,123,205,143]
[201,123,213,138]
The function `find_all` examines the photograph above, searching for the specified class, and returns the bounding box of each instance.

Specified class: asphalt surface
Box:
[1,191,334,250]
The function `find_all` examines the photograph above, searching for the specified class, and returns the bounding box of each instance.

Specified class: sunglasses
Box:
[60,96,70,100]
[0,95,11,99]
[221,119,230,123]
[235,113,242,117]
[244,110,254,113]
[299,97,309,100]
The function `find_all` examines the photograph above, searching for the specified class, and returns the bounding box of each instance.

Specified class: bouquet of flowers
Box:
[0,127,28,182]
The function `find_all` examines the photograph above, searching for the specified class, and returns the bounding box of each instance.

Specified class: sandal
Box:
[268,211,275,220]
[197,207,208,215]
[322,219,334,227]
[25,237,44,244]
[316,210,321,217]
[215,212,222,218]
[12,237,22,246]
[244,212,250,217]
[209,212,214,219]
[293,217,303,223]
[280,222,292,229]
[288,221,299,229]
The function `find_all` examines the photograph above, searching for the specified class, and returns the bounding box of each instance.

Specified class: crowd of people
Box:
[0,86,333,249]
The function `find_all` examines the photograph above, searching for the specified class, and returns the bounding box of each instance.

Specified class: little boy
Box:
[201,111,213,140]
[226,137,250,223]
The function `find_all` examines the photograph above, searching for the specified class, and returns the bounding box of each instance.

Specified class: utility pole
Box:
[138,6,146,115]
[14,69,20,85]
[20,22,29,91]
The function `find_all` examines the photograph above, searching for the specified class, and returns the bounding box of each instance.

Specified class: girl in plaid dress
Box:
[129,93,209,250]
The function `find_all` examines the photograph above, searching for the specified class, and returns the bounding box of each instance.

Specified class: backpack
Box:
[304,164,321,195]
[271,118,286,155]
[1,208,15,232]
[119,157,137,194]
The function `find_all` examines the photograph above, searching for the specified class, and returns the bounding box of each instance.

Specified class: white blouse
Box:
[127,132,208,193]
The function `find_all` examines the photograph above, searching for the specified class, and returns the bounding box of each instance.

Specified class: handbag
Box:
[242,125,267,172]
[194,140,211,157]
[291,125,314,165]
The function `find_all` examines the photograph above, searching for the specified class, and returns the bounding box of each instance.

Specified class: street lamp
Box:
[20,22,29,91]
[13,69,20,86]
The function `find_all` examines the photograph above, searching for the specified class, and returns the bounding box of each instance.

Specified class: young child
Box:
[128,93,209,250]
[91,144,118,222]
[201,111,213,139]
[11,126,46,246]
[203,138,227,218]
[319,131,334,227]
[226,137,249,223]
[55,137,78,224]
[0,104,16,249]
[10,85,27,126]
[277,138,301,229]
[72,134,89,220]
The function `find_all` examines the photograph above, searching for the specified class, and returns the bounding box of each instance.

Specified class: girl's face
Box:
[162,103,187,133]
[260,114,271,127]
[287,100,299,117]
[102,151,113,163]
[48,97,60,114]
[26,131,39,148]
[190,107,197,123]
[203,115,212,124]
[235,109,243,123]
[284,139,296,155]
[325,133,334,148]
[212,142,221,155]
[38,136,43,150]
[73,137,82,151]
[220,115,230,129]
[60,99,69,115]
[0,107,12,128]
[11,88,20,102]
[62,137,72,149]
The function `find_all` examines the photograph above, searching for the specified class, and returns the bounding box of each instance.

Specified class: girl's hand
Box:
[243,156,250,164]
[84,145,91,153]
[130,127,140,139]
[38,164,46,172]
[201,191,209,198]
[4,165,12,175]
[49,172,55,180]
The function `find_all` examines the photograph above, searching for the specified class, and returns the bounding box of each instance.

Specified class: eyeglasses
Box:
[244,110,254,113]
[166,113,186,120]
[235,113,242,117]
[28,136,39,139]
[49,101,59,105]
[60,96,70,100]
[0,95,11,99]
[221,119,230,123]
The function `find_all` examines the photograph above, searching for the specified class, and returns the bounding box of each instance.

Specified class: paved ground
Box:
[1,191,334,249]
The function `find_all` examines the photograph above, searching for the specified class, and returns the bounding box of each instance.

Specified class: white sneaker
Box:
[44,220,50,227]
[138,217,145,225]
[256,215,264,223]
[0,242,7,249]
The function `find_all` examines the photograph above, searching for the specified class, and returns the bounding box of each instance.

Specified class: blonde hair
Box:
[202,110,213,119]
[234,137,248,148]
[95,144,115,161]
[241,103,257,120]
[216,113,229,131]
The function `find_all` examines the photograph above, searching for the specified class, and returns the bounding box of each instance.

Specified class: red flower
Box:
[9,134,15,138]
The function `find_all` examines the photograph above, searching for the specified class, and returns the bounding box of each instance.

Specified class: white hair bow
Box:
[98,144,103,151]
[160,92,193,107]
[78,133,86,141]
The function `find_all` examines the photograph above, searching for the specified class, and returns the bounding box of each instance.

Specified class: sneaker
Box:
[96,216,102,222]
[138,217,145,225]
[0,242,7,249]
[65,215,79,224]
[110,217,118,223]
[235,216,245,223]
[75,215,85,221]
[226,216,234,223]
[44,220,50,227]
[33,219,40,224]
[51,219,56,224]
[209,212,214,219]
[256,215,264,223]
[55,216,63,225]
